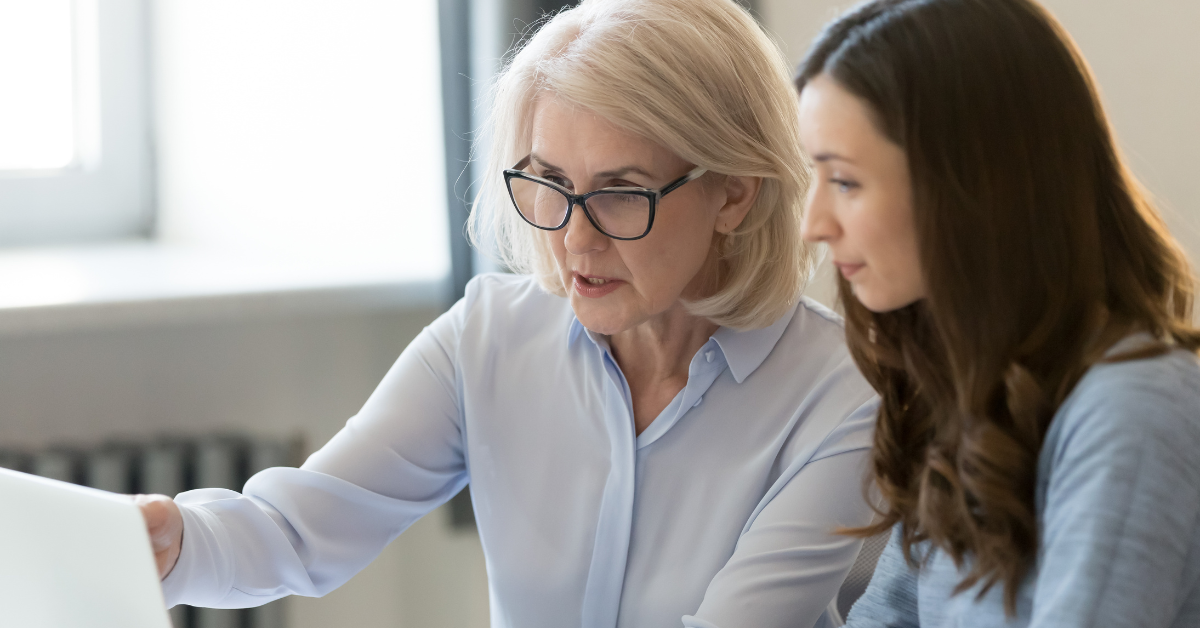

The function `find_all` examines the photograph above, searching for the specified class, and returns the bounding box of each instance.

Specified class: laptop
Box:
[0,466,173,628]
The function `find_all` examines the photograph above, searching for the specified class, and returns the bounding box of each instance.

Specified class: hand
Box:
[133,494,184,580]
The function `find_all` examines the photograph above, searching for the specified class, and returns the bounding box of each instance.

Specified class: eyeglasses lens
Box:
[585,192,651,238]
[509,177,568,229]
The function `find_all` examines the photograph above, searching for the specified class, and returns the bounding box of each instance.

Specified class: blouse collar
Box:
[566,301,800,384]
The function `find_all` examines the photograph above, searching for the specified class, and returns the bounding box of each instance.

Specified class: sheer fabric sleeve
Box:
[684,397,880,628]
[161,283,476,609]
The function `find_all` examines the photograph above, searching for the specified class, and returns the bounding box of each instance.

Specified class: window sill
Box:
[0,240,450,335]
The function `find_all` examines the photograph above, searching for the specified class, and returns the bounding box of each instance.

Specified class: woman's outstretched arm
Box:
[153,285,477,609]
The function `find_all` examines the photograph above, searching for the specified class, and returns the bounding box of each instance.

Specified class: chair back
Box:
[836,530,890,619]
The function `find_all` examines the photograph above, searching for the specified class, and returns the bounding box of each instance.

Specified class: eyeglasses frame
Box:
[503,155,708,241]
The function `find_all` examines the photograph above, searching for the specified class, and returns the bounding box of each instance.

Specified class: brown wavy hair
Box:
[795,0,1200,614]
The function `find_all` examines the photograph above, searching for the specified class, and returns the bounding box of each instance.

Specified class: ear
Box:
[714,175,761,234]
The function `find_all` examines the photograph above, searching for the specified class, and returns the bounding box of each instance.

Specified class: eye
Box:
[830,178,860,193]
[607,193,643,205]
[542,173,570,188]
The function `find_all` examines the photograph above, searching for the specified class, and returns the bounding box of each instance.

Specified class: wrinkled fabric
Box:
[163,273,879,628]
[846,339,1200,628]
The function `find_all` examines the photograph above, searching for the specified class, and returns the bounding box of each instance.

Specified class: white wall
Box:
[0,305,435,450]
[764,0,1200,309]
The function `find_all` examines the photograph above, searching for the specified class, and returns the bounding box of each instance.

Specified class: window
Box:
[152,0,449,281]
[0,0,154,247]
[0,1,75,170]
[0,0,449,306]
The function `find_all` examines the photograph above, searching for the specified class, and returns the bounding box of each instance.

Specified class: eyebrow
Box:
[595,165,656,180]
[530,154,657,181]
[529,154,563,173]
[812,152,856,164]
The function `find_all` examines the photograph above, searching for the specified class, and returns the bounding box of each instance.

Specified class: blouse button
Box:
[693,396,704,407]
[705,350,715,363]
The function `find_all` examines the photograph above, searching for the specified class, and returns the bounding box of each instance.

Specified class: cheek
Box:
[622,216,714,296]
[864,205,923,295]
[882,202,921,279]
[546,230,568,265]
[619,239,675,288]
[652,211,715,270]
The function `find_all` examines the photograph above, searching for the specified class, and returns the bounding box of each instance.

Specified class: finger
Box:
[144,504,169,537]
[150,531,175,552]
[132,495,174,550]
[156,553,174,579]
[133,494,162,525]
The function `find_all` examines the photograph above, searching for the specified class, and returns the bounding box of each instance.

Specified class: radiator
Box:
[0,434,302,628]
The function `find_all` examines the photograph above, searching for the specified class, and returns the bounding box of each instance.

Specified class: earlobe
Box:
[715,175,761,234]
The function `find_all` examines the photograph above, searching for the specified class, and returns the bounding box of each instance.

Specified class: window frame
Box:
[0,0,153,247]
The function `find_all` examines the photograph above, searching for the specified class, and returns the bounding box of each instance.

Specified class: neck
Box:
[609,306,718,378]
[608,251,723,382]
[606,250,724,433]
[608,304,719,434]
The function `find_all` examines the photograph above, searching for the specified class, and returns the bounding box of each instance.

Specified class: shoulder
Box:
[770,298,879,455]
[459,273,571,325]
[462,272,553,307]
[1045,343,1200,470]
[424,273,573,358]
[774,296,860,379]
[1056,343,1200,435]
[456,272,576,351]
[795,295,846,330]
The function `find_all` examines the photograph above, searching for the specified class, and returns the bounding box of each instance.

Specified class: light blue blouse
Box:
[162,273,879,628]
[846,338,1200,628]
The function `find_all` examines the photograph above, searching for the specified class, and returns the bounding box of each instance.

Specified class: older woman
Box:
[137,1,878,627]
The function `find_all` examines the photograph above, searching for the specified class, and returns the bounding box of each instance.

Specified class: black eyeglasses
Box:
[503,155,707,240]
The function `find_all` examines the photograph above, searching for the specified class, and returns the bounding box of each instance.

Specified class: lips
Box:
[834,262,865,279]
[572,273,624,298]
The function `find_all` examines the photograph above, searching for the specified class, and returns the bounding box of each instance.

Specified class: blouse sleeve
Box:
[160,285,475,609]
[1027,354,1200,628]
[684,396,880,628]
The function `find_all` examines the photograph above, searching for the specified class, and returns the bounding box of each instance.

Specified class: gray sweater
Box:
[846,339,1200,628]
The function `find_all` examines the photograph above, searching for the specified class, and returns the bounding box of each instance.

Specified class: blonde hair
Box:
[468,0,813,329]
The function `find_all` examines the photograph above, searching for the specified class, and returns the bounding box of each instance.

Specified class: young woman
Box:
[795,0,1200,626]
[134,1,879,626]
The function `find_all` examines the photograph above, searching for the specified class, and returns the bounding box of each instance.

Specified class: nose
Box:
[800,184,840,243]
[563,201,610,255]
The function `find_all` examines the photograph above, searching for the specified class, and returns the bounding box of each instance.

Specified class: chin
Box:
[852,285,919,313]
[569,296,631,335]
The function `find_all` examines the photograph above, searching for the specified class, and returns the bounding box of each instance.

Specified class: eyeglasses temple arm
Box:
[659,166,708,196]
